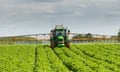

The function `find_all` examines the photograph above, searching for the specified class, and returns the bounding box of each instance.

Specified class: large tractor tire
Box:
[65,42,70,48]
[50,42,55,49]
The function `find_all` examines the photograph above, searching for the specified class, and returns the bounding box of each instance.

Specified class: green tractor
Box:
[50,25,70,48]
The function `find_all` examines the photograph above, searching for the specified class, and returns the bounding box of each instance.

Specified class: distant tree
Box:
[118,29,120,37]
[85,33,93,38]
[72,33,93,38]
[72,34,83,38]
[118,29,120,42]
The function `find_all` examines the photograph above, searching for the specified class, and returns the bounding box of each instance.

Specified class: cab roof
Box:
[55,25,64,29]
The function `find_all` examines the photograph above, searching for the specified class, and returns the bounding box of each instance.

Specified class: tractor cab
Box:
[50,25,70,48]
[55,25,65,47]
[55,25,65,35]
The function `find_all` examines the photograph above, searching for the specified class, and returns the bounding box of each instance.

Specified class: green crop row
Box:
[35,46,53,72]
[0,44,120,72]
[44,47,69,72]
[70,45,115,72]
[71,44,120,72]
[54,47,93,72]
[0,45,35,72]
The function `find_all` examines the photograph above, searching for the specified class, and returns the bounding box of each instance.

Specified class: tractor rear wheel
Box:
[50,42,55,49]
[65,42,70,48]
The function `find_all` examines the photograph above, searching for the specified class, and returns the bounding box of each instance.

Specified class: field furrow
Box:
[0,44,120,72]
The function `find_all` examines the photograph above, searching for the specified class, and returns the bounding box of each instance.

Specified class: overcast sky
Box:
[0,0,120,36]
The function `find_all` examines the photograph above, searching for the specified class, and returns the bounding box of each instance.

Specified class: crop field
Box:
[0,44,120,72]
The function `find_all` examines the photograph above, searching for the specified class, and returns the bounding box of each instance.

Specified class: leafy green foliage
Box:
[0,45,35,72]
[0,44,120,72]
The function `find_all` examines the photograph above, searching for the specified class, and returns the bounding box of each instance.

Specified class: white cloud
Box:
[74,11,81,16]
[0,0,120,36]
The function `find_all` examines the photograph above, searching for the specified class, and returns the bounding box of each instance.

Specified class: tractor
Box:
[50,25,70,48]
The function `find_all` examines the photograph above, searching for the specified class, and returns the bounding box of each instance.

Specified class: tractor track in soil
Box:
[52,48,72,71]
[33,46,38,72]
